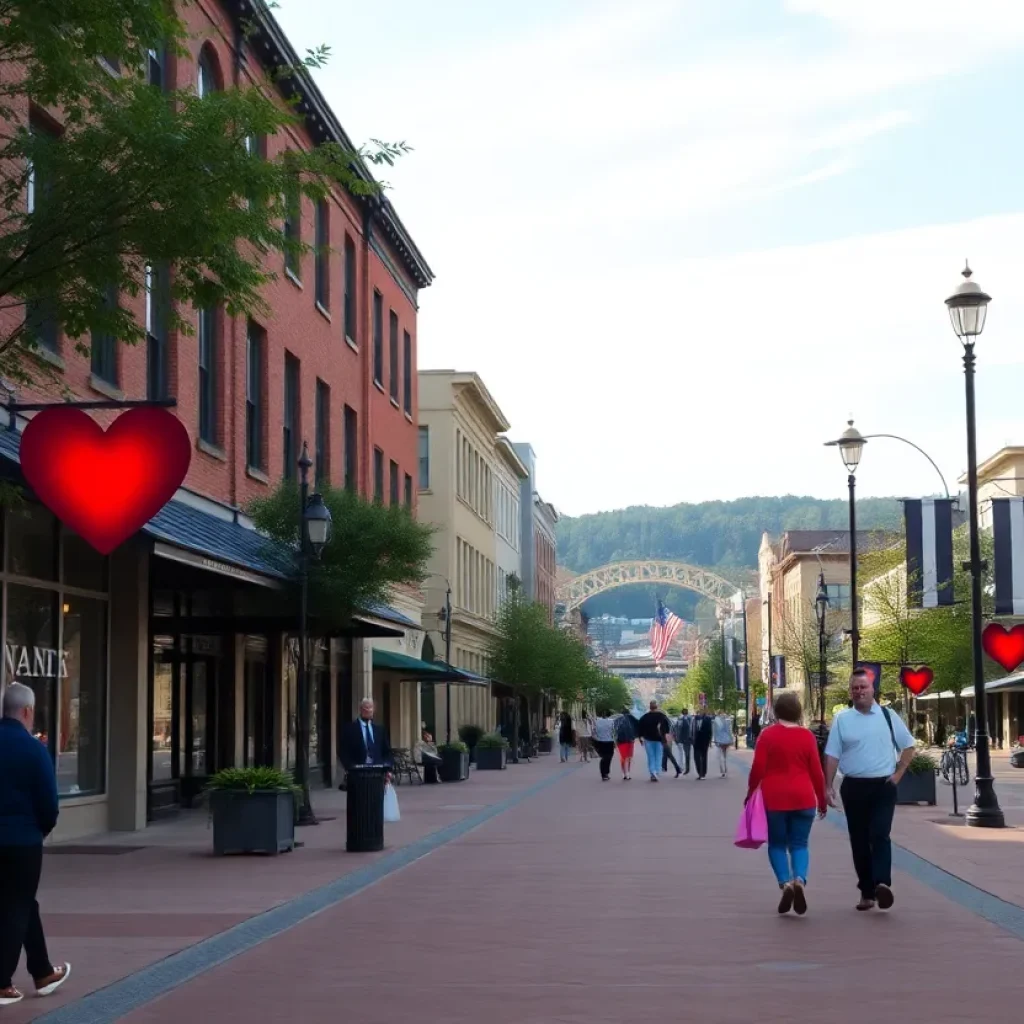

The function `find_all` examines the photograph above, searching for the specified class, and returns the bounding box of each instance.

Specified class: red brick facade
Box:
[9,0,431,512]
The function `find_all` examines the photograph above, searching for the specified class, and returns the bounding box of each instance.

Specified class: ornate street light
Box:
[945,262,1002,828]
[303,492,333,557]
[814,572,829,727]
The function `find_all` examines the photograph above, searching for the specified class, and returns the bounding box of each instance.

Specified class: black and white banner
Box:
[992,497,1024,616]
[724,637,736,666]
[904,498,955,608]
[770,654,786,689]
[734,662,748,693]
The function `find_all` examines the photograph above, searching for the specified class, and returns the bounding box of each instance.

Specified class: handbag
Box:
[734,788,768,849]
[383,782,401,823]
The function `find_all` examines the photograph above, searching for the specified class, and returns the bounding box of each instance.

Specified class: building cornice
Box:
[495,436,529,479]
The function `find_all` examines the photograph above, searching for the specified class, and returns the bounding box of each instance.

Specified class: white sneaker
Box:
[35,963,71,997]
[0,988,24,1006]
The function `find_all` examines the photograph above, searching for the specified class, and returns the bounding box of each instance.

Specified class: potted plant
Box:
[458,724,485,764]
[537,730,553,754]
[206,766,297,856]
[475,732,509,771]
[895,751,938,806]
[437,741,470,782]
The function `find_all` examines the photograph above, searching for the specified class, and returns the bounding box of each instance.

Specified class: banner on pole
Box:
[903,497,956,608]
[734,662,748,693]
[770,654,786,689]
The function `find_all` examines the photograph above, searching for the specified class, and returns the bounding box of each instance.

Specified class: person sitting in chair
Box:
[415,729,443,784]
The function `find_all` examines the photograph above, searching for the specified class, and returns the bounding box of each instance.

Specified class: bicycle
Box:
[939,736,969,787]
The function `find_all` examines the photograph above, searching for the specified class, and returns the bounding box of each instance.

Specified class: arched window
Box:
[197,46,220,98]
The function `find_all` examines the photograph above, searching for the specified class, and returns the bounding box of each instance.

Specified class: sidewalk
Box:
[29,745,1024,1023]
[7,754,573,1023]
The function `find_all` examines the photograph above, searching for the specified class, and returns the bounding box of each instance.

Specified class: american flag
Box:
[649,600,683,662]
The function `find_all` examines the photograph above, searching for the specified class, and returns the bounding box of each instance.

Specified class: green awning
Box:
[372,648,475,683]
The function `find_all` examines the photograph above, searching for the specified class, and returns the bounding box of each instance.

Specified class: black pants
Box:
[594,741,615,779]
[677,742,691,773]
[693,740,710,778]
[661,745,682,774]
[840,777,897,897]
[0,845,52,988]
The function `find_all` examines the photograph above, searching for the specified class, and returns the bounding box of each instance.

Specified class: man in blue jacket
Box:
[0,683,70,1006]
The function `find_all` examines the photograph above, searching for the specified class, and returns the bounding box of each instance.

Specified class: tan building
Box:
[967,446,1024,532]
[417,370,514,739]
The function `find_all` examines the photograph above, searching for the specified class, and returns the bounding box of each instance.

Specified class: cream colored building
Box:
[417,370,514,739]
[966,446,1024,532]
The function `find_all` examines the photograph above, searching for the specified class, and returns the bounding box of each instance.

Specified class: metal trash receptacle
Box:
[345,764,386,852]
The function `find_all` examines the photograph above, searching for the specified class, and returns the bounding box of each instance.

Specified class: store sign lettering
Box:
[4,644,69,679]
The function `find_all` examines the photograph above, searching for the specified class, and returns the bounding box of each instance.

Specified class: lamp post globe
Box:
[945,263,991,341]
[836,420,866,474]
[303,493,332,558]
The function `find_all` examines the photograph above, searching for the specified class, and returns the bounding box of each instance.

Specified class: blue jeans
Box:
[559,743,572,761]
[644,740,662,777]
[766,809,816,885]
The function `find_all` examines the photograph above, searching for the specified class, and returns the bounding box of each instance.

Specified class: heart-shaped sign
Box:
[19,406,191,555]
[899,665,934,696]
[982,623,1024,673]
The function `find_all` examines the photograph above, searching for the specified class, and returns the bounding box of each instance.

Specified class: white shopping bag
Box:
[383,782,400,823]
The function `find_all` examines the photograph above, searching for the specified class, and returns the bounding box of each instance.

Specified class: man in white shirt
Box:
[824,669,916,912]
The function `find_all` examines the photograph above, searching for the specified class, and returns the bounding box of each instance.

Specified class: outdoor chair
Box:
[391,748,422,786]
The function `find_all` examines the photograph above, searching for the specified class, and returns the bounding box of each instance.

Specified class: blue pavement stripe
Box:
[37,764,580,1024]
[735,750,1024,942]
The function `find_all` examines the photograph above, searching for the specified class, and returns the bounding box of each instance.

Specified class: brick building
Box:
[0,0,435,838]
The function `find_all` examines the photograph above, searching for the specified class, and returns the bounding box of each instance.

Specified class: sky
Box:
[278,0,1024,518]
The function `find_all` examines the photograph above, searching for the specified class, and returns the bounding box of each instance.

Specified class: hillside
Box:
[556,494,902,620]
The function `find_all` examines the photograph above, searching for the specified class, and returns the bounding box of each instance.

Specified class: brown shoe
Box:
[874,884,894,910]
[34,963,71,997]
[777,883,795,914]
[0,987,24,1006]
[792,880,808,915]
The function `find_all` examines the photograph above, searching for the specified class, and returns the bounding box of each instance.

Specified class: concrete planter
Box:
[475,747,508,771]
[210,789,295,855]
[439,750,470,782]
[896,770,936,806]
[537,736,553,754]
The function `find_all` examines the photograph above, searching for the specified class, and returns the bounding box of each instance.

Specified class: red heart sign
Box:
[899,666,934,696]
[19,407,191,554]
[982,623,1024,673]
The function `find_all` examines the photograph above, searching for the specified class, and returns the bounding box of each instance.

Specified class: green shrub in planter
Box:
[475,732,509,771]
[896,752,938,806]
[438,741,470,782]
[459,724,485,763]
[206,767,298,855]
[476,732,509,750]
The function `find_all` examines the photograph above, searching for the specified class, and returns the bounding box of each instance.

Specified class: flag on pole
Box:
[991,497,1024,615]
[903,498,955,608]
[649,600,683,662]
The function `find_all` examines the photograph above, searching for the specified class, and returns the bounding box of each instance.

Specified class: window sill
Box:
[373,379,385,394]
[33,346,65,371]
[419,487,433,495]
[56,791,107,806]
[284,268,303,290]
[345,335,358,353]
[197,438,227,462]
[246,466,270,484]
[315,301,331,322]
[404,410,413,423]
[88,374,123,400]
[390,397,400,410]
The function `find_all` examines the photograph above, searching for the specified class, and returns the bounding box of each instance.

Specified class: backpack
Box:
[615,715,636,742]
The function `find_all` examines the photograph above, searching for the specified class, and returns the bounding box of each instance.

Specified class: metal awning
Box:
[917,675,1024,701]
[372,649,480,683]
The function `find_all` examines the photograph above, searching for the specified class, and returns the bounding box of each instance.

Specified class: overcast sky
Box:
[278,0,1024,518]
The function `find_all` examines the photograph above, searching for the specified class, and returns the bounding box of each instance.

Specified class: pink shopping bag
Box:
[734,788,768,849]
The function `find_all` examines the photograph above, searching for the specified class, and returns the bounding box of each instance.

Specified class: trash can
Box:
[345,764,386,852]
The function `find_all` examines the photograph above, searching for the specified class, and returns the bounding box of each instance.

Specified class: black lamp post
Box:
[945,262,1003,828]
[295,442,333,827]
[825,420,866,664]
[814,571,829,726]
[437,587,453,744]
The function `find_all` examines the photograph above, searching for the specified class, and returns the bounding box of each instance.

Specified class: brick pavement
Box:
[32,747,1024,1024]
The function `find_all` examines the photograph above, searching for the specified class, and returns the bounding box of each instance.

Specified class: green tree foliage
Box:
[246,481,434,632]
[667,634,741,715]
[1,0,408,381]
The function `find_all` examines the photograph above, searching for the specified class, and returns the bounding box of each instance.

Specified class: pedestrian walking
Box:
[614,706,639,780]
[744,691,827,915]
[824,668,916,912]
[750,709,762,747]
[692,707,713,780]
[576,713,593,762]
[673,709,693,774]
[638,700,672,782]
[0,683,71,1006]
[713,709,734,777]
[557,712,574,763]
[591,709,617,781]
[660,718,683,777]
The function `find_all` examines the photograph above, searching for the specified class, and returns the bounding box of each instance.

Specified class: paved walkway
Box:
[22,748,1024,1023]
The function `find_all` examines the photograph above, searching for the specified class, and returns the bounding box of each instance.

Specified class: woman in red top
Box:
[745,692,827,915]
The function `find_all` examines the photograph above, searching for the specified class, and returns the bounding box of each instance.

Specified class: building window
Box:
[198,305,218,444]
[283,159,301,278]
[7,504,58,580]
[145,263,169,400]
[24,117,59,354]
[404,473,413,509]
[147,47,164,89]
[245,322,265,471]
[389,310,399,402]
[825,584,851,611]
[402,330,412,414]
[315,199,329,310]
[315,379,330,485]
[343,235,356,342]
[372,291,383,386]
[389,460,399,505]
[343,404,357,492]
[197,47,219,98]
[373,447,384,502]
[418,426,430,489]
[283,352,300,480]
[90,283,118,386]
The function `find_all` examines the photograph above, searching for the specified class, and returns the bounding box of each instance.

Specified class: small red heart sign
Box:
[19,407,191,555]
[899,666,934,696]
[982,623,1024,673]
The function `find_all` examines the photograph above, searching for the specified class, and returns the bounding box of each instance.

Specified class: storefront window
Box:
[6,507,57,581]
[63,526,107,592]
[5,584,57,755]
[59,596,107,795]
[151,652,174,782]
[285,640,297,769]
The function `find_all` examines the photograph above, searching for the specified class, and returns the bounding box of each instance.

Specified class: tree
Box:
[673,634,741,715]
[0,0,408,382]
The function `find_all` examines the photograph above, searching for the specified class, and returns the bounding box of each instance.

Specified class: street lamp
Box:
[437,588,453,743]
[825,420,866,664]
[945,261,1003,828]
[295,442,333,827]
[814,572,829,727]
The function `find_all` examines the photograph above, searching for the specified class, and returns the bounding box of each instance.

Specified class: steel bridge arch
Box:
[556,560,742,613]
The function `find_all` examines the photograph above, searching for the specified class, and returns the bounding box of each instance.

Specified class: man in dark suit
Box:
[339,698,393,781]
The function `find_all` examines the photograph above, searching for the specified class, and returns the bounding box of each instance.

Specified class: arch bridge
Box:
[555,560,745,613]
